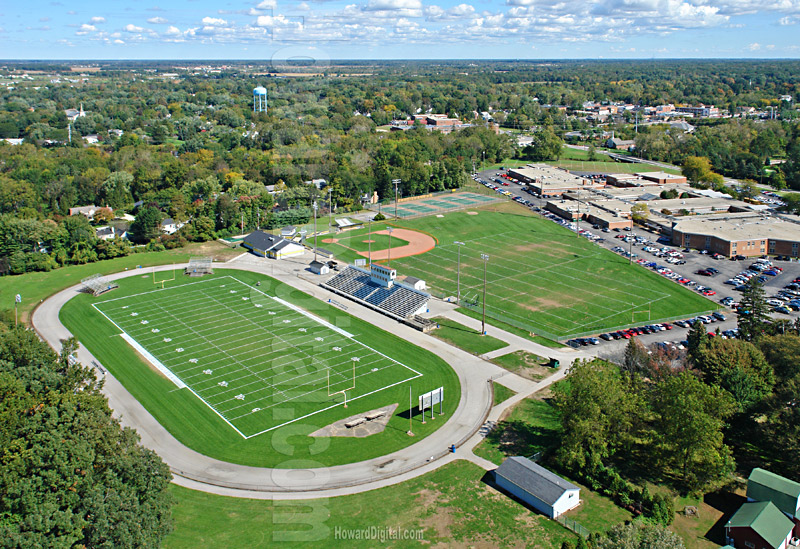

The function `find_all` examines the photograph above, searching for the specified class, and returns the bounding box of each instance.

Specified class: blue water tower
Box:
[253,86,267,113]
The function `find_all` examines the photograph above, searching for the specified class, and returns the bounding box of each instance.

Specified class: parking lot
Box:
[472,167,800,351]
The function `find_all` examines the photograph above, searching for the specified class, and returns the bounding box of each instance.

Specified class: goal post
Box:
[327,359,356,408]
[153,265,176,288]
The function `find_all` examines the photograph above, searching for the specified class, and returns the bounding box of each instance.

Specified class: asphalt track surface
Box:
[32,253,586,499]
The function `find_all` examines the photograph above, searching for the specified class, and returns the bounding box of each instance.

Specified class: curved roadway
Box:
[33,256,584,499]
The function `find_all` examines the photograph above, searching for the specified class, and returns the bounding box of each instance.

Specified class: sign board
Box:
[354,258,367,267]
[15,294,21,303]
[419,387,443,411]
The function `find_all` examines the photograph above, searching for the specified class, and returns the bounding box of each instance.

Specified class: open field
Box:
[92,275,422,438]
[430,317,507,356]
[389,208,716,339]
[60,269,459,467]
[0,241,240,323]
[164,460,578,548]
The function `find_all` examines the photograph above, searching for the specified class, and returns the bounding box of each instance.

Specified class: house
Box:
[242,230,305,259]
[747,468,800,537]
[605,137,636,151]
[493,457,581,518]
[83,134,100,144]
[309,260,330,275]
[64,104,86,122]
[69,205,112,221]
[725,501,794,549]
[95,226,127,241]
[160,218,183,235]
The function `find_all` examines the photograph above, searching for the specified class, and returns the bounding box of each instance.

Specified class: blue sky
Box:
[1,0,799,59]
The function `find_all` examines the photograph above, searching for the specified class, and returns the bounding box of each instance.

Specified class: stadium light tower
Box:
[392,179,401,219]
[480,253,489,335]
[313,200,318,263]
[454,241,465,304]
[387,227,394,268]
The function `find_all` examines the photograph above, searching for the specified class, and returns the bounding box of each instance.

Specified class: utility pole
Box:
[14,294,21,327]
[387,227,394,268]
[482,150,485,171]
[328,186,332,232]
[392,179,401,219]
[454,241,465,304]
[368,217,372,265]
[241,213,244,235]
[313,200,318,263]
[629,230,633,264]
[480,253,489,335]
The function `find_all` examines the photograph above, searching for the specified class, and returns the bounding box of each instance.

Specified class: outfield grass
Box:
[0,241,240,324]
[430,317,507,356]
[164,460,578,549]
[320,229,408,264]
[492,350,551,382]
[390,208,716,339]
[60,269,460,467]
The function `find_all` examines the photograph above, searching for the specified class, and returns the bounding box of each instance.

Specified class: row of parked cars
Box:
[566,311,732,348]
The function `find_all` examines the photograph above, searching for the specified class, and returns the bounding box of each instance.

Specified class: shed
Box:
[725,501,794,549]
[309,260,330,275]
[493,457,580,518]
[280,225,297,238]
[402,275,427,291]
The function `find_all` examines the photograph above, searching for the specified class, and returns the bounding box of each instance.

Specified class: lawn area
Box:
[493,382,516,406]
[560,476,633,535]
[548,159,682,175]
[430,317,507,356]
[60,269,460,467]
[164,460,578,549]
[492,350,552,382]
[0,241,240,324]
[559,146,617,162]
[669,492,742,549]
[391,207,716,339]
[474,396,560,467]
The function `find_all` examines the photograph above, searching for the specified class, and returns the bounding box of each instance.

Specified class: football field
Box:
[93,276,421,438]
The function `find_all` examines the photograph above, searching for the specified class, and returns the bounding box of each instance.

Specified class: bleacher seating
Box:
[323,266,429,319]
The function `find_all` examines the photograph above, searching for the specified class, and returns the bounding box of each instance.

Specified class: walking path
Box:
[32,251,588,498]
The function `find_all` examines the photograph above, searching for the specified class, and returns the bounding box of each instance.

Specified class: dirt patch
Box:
[309,404,397,438]
[321,238,338,243]
[362,239,375,243]
[467,211,479,215]
[357,228,436,261]
[416,489,454,540]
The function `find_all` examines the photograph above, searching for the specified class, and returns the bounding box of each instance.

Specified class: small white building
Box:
[402,276,427,291]
[243,230,305,260]
[161,218,179,234]
[494,457,581,518]
[309,260,330,275]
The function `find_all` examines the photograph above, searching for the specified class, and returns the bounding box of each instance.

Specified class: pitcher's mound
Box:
[310,404,398,438]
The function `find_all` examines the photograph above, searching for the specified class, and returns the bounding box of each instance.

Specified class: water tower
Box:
[253,86,267,113]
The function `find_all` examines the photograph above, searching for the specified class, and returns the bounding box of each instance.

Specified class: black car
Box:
[599,333,614,341]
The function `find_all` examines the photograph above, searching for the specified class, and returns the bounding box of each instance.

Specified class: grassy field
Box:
[322,231,407,257]
[389,206,716,339]
[430,317,507,356]
[491,350,552,382]
[492,383,516,406]
[60,269,460,467]
[0,241,240,324]
[474,396,561,467]
[164,460,578,549]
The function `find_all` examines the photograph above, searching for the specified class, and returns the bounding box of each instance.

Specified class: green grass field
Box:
[60,269,460,467]
[430,317,507,356]
[322,231,407,257]
[388,208,716,339]
[164,460,578,548]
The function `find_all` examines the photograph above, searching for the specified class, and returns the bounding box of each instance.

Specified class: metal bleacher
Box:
[322,266,429,319]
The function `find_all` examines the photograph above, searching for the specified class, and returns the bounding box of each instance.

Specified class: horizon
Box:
[2,0,799,61]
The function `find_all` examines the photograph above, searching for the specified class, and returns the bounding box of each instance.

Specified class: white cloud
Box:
[365,0,422,9]
[256,0,276,8]
[80,24,97,31]
[90,16,105,24]
[125,24,145,33]
[166,25,182,35]
[779,16,796,24]
[748,42,761,50]
[113,39,125,44]
[148,16,168,24]
[201,17,228,26]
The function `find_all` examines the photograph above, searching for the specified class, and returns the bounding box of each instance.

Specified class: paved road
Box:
[32,253,587,499]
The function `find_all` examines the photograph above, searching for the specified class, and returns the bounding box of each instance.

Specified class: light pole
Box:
[454,241,465,304]
[482,150,485,171]
[313,200,318,263]
[387,227,394,268]
[14,293,21,327]
[368,216,372,265]
[328,186,332,233]
[392,179,401,219]
[480,253,489,335]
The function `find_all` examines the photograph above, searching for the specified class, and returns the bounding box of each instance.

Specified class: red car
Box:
[702,290,717,296]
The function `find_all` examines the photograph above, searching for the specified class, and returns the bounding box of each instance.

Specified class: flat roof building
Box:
[672,216,800,258]
[508,164,604,197]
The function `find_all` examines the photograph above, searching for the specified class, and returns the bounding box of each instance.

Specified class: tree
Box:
[652,372,735,492]
[595,522,685,549]
[622,338,650,377]
[682,156,714,184]
[0,328,173,546]
[631,203,649,223]
[129,206,162,244]
[521,127,563,161]
[553,360,640,473]
[693,338,775,411]
[738,278,770,341]
[758,334,800,381]
[687,320,709,363]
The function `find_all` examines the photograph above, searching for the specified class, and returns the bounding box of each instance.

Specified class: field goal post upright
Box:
[631,301,651,323]
[327,357,357,408]
[153,264,176,289]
